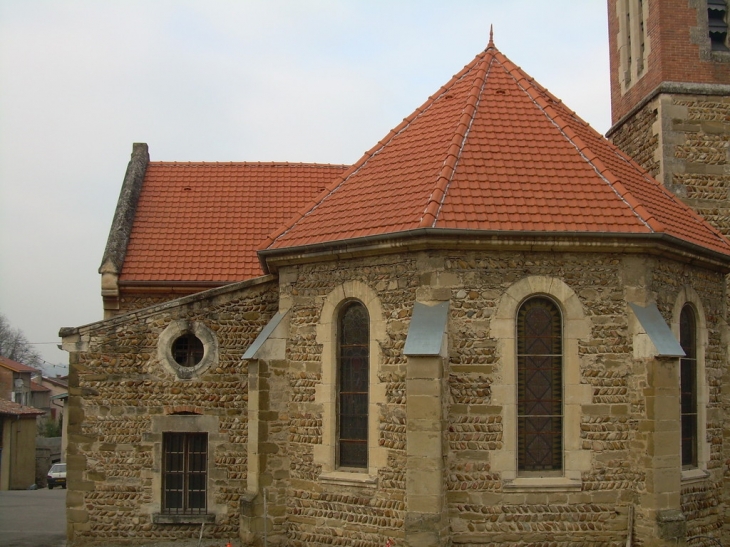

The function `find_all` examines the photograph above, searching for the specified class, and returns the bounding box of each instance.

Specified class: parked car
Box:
[47,463,66,489]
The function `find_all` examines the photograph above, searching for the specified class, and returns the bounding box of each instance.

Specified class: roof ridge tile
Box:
[253,40,730,260]
[421,59,490,227]
[499,58,665,235]
[425,55,494,227]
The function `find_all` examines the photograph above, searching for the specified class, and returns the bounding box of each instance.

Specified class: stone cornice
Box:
[259,229,730,274]
[607,81,730,137]
[60,274,276,339]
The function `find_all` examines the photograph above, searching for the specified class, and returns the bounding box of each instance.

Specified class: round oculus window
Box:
[172,332,205,367]
[158,320,218,379]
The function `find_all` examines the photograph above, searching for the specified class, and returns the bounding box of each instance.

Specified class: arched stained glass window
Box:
[338,301,369,468]
[680,305,698,468]
[517,297,563,472]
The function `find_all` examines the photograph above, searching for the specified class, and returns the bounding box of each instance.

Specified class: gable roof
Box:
[0,398,44,417]
[119,162,349,283]
[42,376,68,389]
[30,381,51,393]
[0,356,39,374]
[262,40,730,259]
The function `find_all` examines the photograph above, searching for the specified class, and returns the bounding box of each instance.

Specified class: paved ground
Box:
[0,488,66,547]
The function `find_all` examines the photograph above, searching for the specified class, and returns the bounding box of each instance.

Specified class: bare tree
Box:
[0,313,43,367]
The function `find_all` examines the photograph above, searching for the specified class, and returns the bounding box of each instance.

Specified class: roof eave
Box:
[259,228,730,274]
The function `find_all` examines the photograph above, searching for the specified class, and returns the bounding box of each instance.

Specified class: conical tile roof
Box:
[262,40,730,258]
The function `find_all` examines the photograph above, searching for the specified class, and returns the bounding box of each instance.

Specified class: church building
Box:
[60,2,730,546]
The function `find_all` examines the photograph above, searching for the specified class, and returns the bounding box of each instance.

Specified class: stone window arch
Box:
[672,287,709,481]
[158,320,218,380]
[314,280,387,483]
[491,276,592,490]
[517,296,563,474]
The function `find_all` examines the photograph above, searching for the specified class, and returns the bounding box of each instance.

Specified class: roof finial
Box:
[488,24,494,48]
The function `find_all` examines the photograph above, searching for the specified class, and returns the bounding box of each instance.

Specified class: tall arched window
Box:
[338,301,369,468]
[680,304,698,468]
[517,297,563,473]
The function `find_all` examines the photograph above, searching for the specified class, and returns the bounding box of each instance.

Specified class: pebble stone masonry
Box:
[60,2,730,545]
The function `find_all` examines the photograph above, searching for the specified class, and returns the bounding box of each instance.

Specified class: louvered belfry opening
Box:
[517,297,563,472]
[163,432,208,514]
[338,301,369,468]
[708,0,729,51]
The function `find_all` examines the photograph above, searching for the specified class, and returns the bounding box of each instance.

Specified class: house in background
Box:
[50,392,69,462]
[0,356,40,407]
[60,2,730,546]
[0,399,44,490]
[41,376,68,423]
[29,380,51,416]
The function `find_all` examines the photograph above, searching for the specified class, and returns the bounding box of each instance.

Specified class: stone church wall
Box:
[64,247,729,546]
[64,278,278,546]
[669,95,730,238]
[280,254,416,547]
[609,101,660,179]
[116,289,229,315]
[653,259,727,541]
[612,94,730,542]
[276,249,728,546]
[610,94,730,240]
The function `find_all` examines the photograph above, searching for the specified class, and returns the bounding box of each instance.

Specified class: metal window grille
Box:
[163,432,208,514]
[172,333,204,367]
[517,297,563,472]
[338,301,369,468]
[680,306,698,468]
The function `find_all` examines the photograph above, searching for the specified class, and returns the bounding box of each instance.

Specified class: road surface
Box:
[0,488,66,547]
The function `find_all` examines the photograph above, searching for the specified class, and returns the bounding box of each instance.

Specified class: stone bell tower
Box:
[607,2,730,544]
[607,0,730,238]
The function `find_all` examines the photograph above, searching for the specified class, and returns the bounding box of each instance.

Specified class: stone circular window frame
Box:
[158,320,218,379]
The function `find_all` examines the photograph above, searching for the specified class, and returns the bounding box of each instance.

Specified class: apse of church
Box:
[61,3,730,546]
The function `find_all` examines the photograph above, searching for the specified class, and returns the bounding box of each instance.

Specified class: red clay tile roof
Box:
[263,42,730,258]
[0,356,39,374]
[30,381,50,392]
[0,398,45,417]
[120,162,349,282]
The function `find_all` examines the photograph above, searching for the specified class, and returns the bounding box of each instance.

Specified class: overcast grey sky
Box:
[0,1,611,371]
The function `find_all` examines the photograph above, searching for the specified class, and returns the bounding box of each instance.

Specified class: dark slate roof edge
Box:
[99,143,150,275]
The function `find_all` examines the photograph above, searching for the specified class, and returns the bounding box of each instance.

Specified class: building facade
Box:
[607,0,730,238]
[0,399,44,490]
[61,5,730,547]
